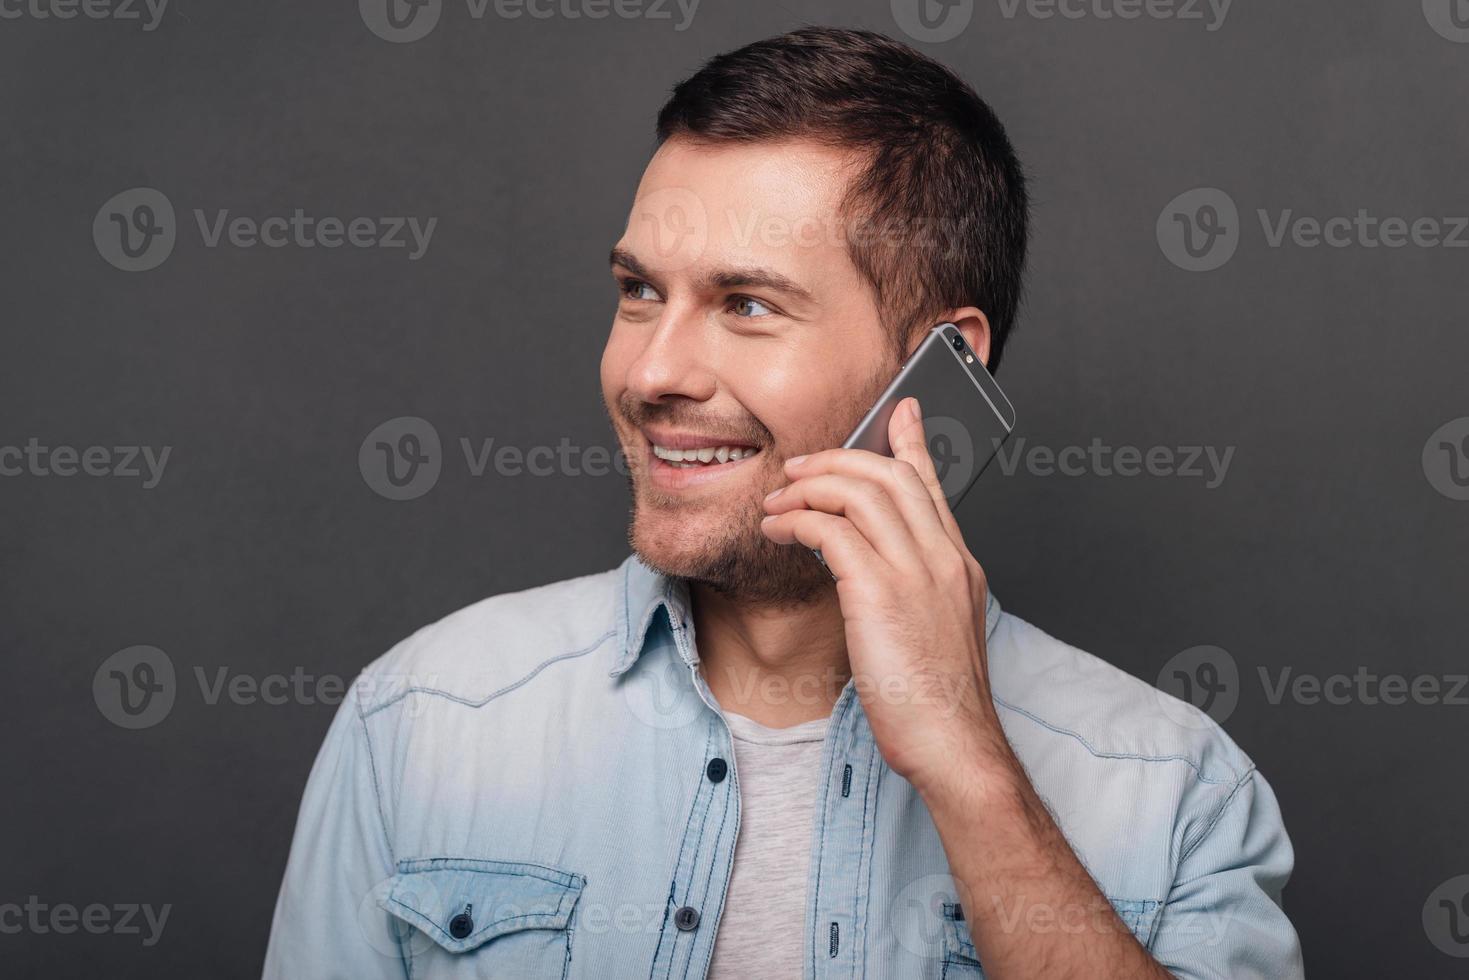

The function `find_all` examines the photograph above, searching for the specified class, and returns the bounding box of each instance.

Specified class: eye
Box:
[618,278,660,302]
[729,295,773,318]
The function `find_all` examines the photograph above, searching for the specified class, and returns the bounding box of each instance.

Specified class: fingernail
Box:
[786,454,808,467]
[764,487,783,501]
[909,397,922,421]
[760,514,776,524]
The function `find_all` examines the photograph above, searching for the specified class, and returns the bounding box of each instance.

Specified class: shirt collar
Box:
[611,554,693,677]
[610,553,1003,677]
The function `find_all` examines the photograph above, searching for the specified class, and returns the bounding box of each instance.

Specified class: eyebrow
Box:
[609,247,654,281]
[609,246,815,305]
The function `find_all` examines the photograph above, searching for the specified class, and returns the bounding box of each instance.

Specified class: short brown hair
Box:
[656,26,1030,372]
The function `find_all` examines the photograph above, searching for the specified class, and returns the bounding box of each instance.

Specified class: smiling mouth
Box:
[649,442,761,468]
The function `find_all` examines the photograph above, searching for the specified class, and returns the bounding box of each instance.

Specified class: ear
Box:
[943,307,992,367]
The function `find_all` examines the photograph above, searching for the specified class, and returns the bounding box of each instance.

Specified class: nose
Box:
[624,305,718,407]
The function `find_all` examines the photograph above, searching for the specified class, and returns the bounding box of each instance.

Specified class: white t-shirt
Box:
[707,710,830,979]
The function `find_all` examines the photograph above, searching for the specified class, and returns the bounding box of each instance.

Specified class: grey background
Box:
[3,0,1467,976]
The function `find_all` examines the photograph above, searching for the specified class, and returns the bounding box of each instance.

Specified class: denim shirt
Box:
[263,555,1303,979]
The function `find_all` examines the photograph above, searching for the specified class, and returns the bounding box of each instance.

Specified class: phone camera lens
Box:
[951,335,965,352]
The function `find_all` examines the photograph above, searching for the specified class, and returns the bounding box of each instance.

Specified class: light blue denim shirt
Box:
[263,555,1302,979]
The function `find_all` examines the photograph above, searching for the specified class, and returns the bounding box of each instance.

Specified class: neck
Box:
[691,581,851,728]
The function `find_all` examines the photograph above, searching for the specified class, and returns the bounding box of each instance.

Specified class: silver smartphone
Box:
[811,322,1016,572]
[844,322,1016,506]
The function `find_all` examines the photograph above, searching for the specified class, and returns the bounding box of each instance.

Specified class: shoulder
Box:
[988,609,1253,788]
[351,564,623,716]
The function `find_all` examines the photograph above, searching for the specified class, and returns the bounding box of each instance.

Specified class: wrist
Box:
[910,727,1027,816]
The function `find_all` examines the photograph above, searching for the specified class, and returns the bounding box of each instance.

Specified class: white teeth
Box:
[651,443,756,464]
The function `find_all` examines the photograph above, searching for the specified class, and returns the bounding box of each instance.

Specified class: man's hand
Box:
[760,395,1173,979]
[759,395,1009,795]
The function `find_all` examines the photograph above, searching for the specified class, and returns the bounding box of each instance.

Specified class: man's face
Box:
[601,137,899,603]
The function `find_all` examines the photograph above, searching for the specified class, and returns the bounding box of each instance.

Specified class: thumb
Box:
[888,396,967,547]
[887,397,929,470]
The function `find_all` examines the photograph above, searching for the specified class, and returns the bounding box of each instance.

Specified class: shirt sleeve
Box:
[262,680,406,980]
[1150,767,1304,980]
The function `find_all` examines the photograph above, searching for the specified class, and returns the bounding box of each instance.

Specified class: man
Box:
[264,27,1302,979]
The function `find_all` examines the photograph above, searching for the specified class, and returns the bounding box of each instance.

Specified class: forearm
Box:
[918,737,1174,980]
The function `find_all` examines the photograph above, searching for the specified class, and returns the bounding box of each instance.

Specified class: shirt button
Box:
[448,911,473,939]
[674,905,701,931]
[706,757,728,783]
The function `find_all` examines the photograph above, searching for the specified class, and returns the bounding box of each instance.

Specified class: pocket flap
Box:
[1108,898,1161,946]
[378,858,586,954]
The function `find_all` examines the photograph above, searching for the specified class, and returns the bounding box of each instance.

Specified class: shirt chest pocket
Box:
[378,858,586,980]
[939,897,1161,978]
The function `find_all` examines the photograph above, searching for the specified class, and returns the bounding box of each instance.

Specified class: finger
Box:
[784,444,950,549]
[885,395,967,550]
[763,473,926,571]
[760,510,885,582]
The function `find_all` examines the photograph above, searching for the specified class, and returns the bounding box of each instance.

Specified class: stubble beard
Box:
[626,471,831,605]
[616,358,894,607]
